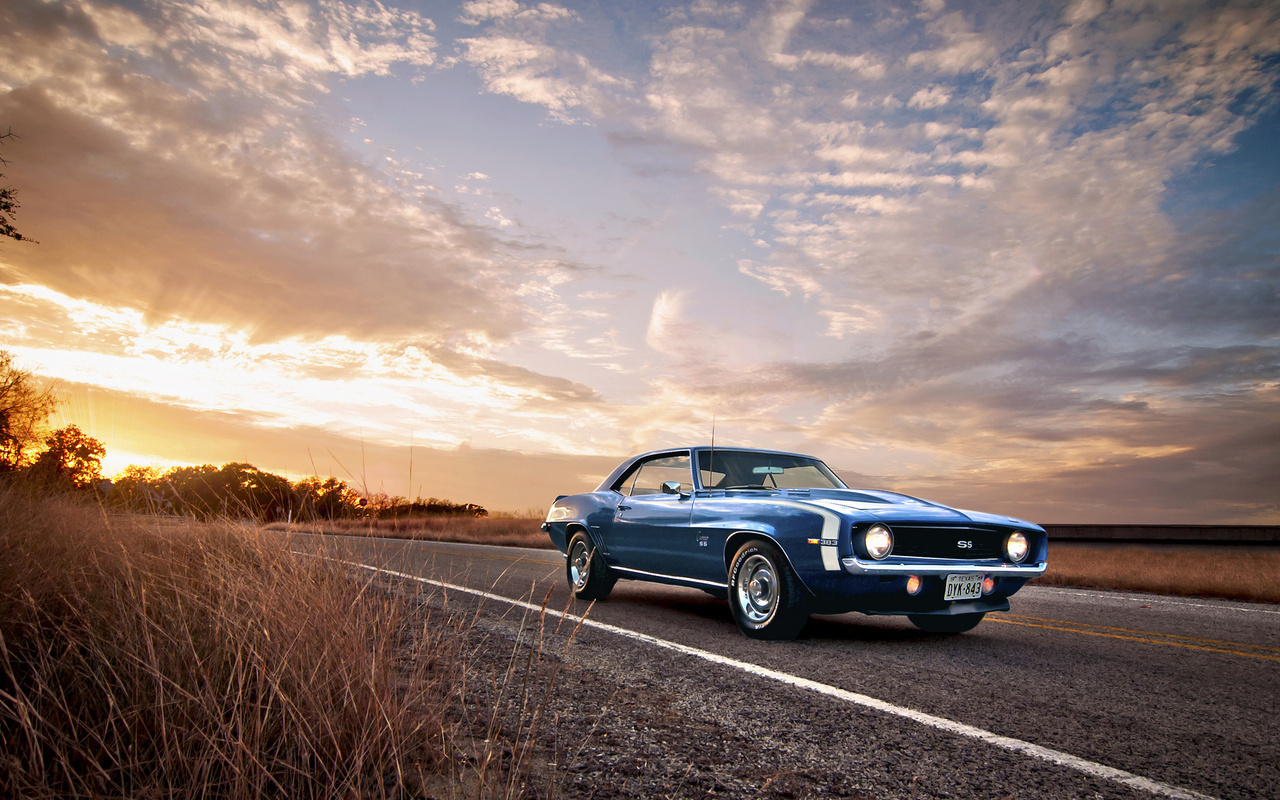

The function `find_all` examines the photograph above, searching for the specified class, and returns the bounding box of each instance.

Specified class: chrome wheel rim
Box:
[735,554,777,625]
[569,540,591,590]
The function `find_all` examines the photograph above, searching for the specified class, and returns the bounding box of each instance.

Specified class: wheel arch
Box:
[723,530,816,598]
[565,522,617,601]
[565,520,594,545]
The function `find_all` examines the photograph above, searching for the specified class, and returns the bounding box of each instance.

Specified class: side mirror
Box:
[661,480,684,496]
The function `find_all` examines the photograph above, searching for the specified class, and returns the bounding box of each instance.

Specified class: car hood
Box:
[775,488,1041,530]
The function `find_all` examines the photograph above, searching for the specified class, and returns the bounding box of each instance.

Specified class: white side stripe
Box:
[335,557,1218,800]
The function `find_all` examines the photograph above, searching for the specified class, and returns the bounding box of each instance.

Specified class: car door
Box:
[605,453,695,578]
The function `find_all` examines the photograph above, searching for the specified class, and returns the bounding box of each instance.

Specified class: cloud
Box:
[819,307,882,339]
[907,86,951,109]
[0,0,539,347]
[455,2,632,122]
[865,381,1280,524]
[0,92,522,345]
[645,289,688,356]
[905,9,997,74]
[459,0,521,25]
[0,281,610,455]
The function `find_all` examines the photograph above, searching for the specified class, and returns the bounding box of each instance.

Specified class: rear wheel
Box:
[566,531,615,601]
[728,539,808,640]
[908,612,985,634]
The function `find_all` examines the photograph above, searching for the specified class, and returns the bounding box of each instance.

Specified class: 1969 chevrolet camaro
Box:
[541,446,1047,640]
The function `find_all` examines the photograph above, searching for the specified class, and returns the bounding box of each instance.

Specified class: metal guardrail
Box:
[1043,524,1280,545]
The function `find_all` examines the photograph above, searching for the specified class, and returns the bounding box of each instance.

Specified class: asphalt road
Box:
[296,535,1278,800]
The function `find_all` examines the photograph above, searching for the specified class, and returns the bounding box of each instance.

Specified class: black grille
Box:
[887,526,1004,560]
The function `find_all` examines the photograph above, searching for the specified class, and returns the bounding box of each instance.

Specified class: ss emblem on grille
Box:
[957,540,973,549]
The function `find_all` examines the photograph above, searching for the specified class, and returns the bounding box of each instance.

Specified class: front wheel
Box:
[566,531,616,601]
[908,612,985,634]
[728,540,808,640]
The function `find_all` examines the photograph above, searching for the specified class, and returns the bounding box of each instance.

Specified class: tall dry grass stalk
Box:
[0,488,463,799]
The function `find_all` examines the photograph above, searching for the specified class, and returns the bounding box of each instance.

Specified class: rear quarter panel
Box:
[544,491,618,554]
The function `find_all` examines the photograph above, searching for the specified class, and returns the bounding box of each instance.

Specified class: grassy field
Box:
[1040,542,1280,604]
[277,517,1280,605]
[0,491,566,799]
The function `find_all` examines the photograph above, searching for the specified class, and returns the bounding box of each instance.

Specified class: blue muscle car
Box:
[542,446,1047,640]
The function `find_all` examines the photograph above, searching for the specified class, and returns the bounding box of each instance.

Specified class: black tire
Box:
[727,539,808,640]
[908,612,986,634]
[566,531,616,601]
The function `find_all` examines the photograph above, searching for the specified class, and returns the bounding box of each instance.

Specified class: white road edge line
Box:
[1025,586,1280,615]
[338,557,1219,800]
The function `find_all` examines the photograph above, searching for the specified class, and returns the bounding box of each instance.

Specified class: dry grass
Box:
[1041,543,1280,604]
[0,488,563,799]
[269,516,554,550]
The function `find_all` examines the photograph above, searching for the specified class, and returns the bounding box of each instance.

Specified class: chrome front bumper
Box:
[841,557,1047,577]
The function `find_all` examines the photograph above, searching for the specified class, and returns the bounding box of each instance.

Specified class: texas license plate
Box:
[944,573,983,601]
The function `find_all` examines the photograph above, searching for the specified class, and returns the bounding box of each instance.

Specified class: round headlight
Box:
[864,524,894,560]
[1005,531,1030,563]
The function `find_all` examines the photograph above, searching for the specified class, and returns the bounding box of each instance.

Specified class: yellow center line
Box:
[1004,614,1280,654]
[988,618,1280,663]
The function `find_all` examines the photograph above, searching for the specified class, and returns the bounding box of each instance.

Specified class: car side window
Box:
[616,454,692,496]
[612,463,642,496]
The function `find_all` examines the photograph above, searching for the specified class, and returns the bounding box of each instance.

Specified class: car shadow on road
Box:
[803,614,940,643]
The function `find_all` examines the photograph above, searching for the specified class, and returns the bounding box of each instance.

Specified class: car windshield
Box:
[696,450,846,490]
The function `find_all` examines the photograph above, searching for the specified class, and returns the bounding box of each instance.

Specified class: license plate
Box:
[944,573,983,601]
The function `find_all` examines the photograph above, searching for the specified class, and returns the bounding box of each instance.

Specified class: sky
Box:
[0,0,1277,522]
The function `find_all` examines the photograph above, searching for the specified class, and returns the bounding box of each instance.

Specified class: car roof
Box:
[627,445,816,460]
[595,446,826,491]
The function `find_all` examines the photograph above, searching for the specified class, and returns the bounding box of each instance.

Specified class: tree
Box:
[0,129,37,243]
[214,462,293,521]
[162,465,222,519]
[30,425,105,490]
[293,475,360,520]
[108,465,168,513]
[0,349,59,472]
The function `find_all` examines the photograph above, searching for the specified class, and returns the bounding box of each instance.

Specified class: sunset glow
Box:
[2,0,1276,520]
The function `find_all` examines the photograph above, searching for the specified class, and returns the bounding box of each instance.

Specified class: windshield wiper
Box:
[723,485,774,490]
